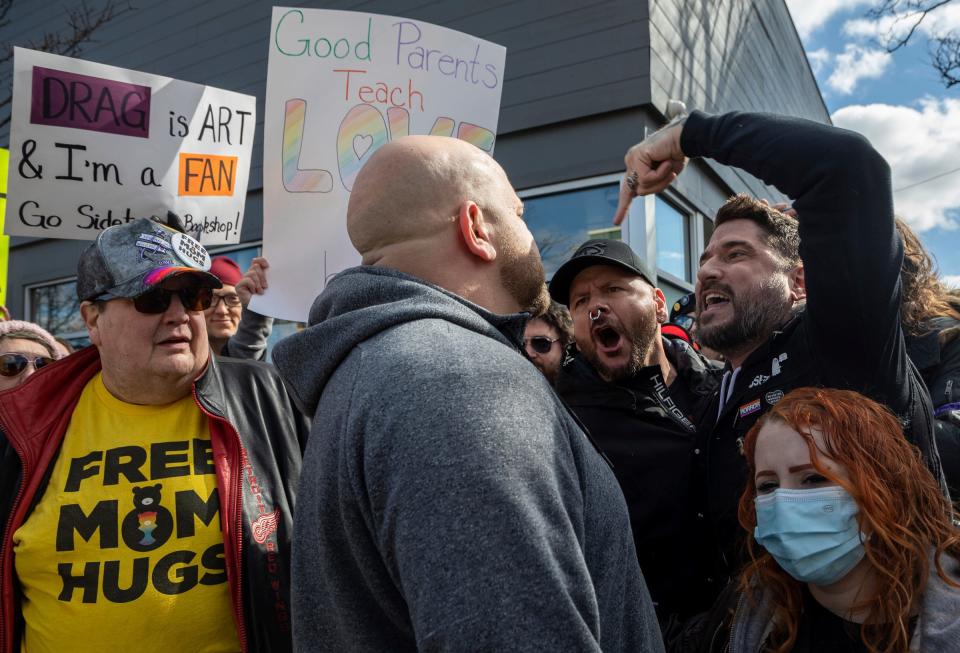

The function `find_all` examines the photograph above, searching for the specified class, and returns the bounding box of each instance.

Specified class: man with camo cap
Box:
[0,214,308,653]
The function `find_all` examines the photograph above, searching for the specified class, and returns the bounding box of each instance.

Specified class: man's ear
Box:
[653,287,668,323]
[458,201,497,262]
[788,263,806,302]
[80,301,103,346]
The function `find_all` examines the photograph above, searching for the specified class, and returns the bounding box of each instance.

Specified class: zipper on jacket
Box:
[193,388,248,653]
[0,421,27,653]
[727,590,745,653]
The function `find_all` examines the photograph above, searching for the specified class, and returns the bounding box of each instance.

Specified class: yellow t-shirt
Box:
[13,373,241,653]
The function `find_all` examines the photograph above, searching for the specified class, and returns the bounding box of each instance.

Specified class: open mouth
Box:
[700,290,733,319]
[703,291,731,308]
[593,325,623,354]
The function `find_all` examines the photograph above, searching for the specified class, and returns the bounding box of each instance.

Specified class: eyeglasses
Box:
[208,293,242,309]
[524,336,559,355]
[132,283,214,314]
[0,353,54,377]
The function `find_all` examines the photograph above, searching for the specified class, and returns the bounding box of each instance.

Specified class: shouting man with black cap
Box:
[549,238,720,627]
[0,216,308,653]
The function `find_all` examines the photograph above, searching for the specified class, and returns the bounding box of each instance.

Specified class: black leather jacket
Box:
[0,345,308,653]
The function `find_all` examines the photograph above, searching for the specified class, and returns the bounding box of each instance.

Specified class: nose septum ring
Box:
[589,309,603,322]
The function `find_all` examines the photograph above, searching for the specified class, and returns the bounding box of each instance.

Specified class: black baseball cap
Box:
[549,239,657,306]
[76,214,221,301]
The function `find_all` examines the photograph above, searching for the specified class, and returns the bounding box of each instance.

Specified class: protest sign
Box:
[0,148,8,306]
[6,48,255,245]
[256,8,506,321]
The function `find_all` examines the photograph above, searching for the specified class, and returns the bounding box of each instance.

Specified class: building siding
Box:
[0,0,824,319]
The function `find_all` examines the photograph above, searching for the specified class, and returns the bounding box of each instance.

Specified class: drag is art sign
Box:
[7,48,255,245]
[256,8,506,321]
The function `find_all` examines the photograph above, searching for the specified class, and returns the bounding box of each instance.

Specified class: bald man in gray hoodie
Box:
[272,136,664,653]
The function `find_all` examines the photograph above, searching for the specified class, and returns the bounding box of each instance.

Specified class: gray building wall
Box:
[0,0,826,320]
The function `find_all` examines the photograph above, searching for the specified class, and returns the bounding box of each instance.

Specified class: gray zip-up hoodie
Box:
[272,266,664,653]
[727,553,960,651]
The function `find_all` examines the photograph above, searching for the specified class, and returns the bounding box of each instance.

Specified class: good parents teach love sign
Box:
[6,48,256,245]
[255,8,507,321]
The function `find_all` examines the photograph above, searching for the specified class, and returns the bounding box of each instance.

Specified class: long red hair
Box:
[737,387,960,653]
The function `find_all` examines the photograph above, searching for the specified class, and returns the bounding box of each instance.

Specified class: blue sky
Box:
[786,0,960,285]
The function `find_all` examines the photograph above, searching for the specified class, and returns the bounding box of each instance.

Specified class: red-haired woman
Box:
[701,387,960,652]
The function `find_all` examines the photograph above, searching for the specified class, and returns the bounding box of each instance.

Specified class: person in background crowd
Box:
[53,336,75,356]
[614,110,945,615]
[523,297,573,384]
[206,255,274,360]
[693,387,960,652]
[0,215,308,653]
[896,217,960,498]
[550,238,720,626]
[273,135,664,653]
[665,292,724,362]
[0,320,64,391]
[662,292,698,348]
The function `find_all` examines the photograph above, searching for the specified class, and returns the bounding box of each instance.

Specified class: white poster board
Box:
[257,7,507,321]
[6,48,255,245]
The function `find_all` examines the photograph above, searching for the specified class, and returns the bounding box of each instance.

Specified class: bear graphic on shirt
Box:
[121,483,174,551]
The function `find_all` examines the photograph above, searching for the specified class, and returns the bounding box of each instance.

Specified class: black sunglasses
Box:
[132,283,214,314]
[524,336,559,355]
[0,353,54,377]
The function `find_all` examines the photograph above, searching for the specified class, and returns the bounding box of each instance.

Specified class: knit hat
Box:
[0,320,64,360]
[209,256,243,286]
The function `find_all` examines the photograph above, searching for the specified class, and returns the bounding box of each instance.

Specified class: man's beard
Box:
[698,277,795,355]
[500,242,550,316]
[583,310,658,383]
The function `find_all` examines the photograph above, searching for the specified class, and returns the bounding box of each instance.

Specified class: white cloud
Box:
[786,0,875,40]
[807,47,833,74]
[944,274,960,288]
[831,98,960,232]
[827,44,892,93]
[843,3,960,42]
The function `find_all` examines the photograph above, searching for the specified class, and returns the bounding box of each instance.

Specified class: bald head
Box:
[347,136,509,260]
[346,135,548,316]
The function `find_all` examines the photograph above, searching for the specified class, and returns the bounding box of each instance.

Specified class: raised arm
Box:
[617,111,902,383]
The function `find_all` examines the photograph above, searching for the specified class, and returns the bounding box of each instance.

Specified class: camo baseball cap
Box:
[76,214,221,301]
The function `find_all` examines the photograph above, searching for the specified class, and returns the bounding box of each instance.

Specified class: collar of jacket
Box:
[905,317,959,374]
[731,551,960,651]
[0,344,229,508]
[557,336,718,403]
[721,312,804,376]
[193,353,226,418]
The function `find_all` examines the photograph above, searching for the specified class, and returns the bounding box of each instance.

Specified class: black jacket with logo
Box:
[679,111,944,608]
[556,337,721,620]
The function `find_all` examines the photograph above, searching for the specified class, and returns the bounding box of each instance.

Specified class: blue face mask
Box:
[754,486,866,586]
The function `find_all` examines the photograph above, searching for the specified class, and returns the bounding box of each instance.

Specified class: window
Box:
[654,196,690,282]
[28,278,88,349]
[521,179,699,302]
[521,182,622,279]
